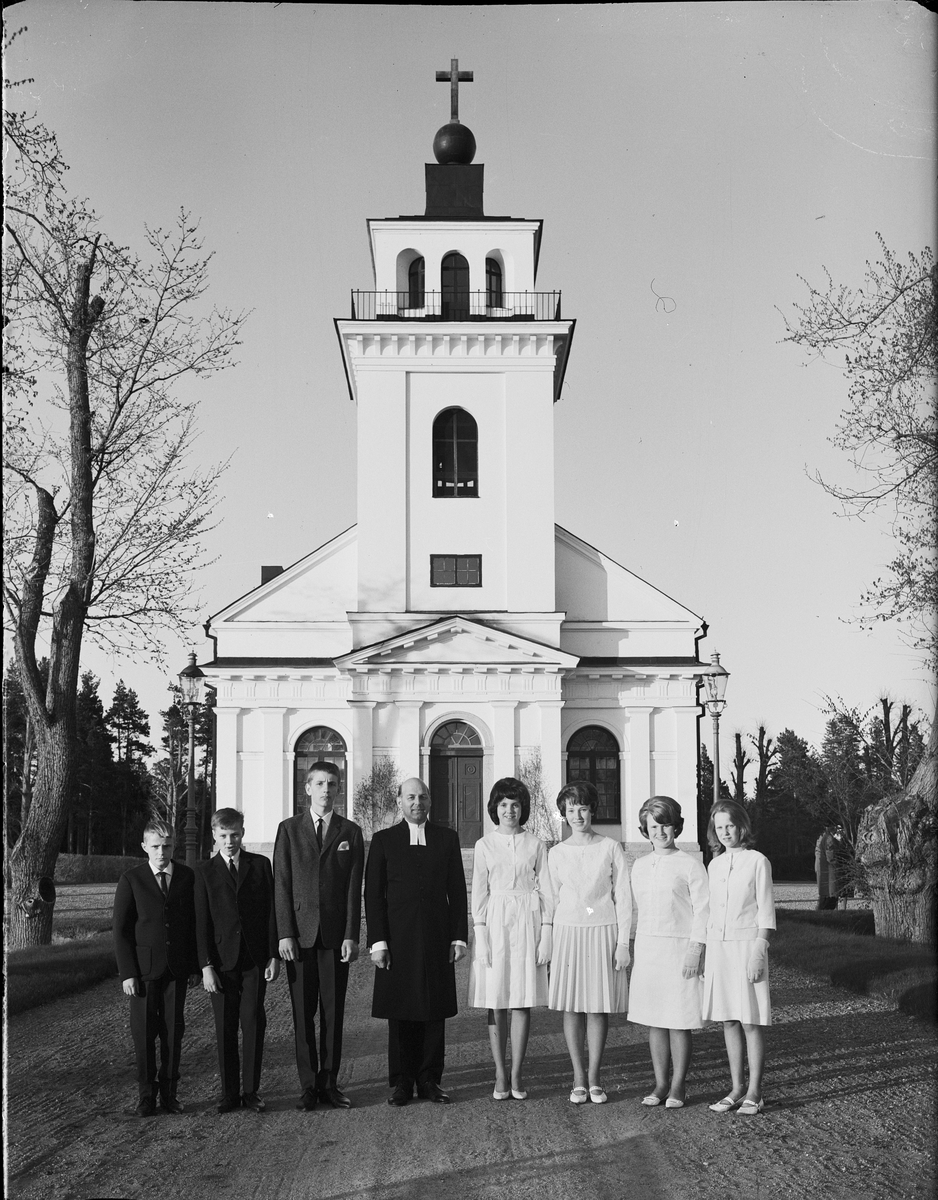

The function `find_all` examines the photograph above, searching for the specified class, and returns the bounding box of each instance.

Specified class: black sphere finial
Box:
[433,122,476,165]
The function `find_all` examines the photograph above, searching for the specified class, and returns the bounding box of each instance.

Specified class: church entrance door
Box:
[428,720,483,846]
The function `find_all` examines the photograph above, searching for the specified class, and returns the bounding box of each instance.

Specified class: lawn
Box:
[773,909,936,1022]
[6,934,118,1016]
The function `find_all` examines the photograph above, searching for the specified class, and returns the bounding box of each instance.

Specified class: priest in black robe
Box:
[365,777,468,1105]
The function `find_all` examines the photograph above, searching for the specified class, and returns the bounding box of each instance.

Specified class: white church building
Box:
[202,71,713,855]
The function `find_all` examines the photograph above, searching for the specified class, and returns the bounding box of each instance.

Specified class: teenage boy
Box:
[195,808,280,1113]
[274,761,365,1111]
[113,820,198,1117]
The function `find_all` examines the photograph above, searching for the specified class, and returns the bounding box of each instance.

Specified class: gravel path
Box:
[7,889,936,1200]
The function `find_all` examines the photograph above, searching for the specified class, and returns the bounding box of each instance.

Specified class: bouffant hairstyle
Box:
[556,779,599,817]
[638,795,684,839]
[487,777,531,826]
[706,799,756,855]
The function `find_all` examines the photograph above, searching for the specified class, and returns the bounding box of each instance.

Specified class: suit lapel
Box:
[215,852,238,890]
[322,814,342,854]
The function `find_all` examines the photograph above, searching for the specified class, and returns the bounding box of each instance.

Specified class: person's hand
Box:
[265,957,281,983]
[473,926,491,967]
[614,943,631,971]
[122,977,141,998]
[450,943,466,964]
[682,943,704,979]
[279,937,298,963]
[371,948,390,969]
[341,938,359,964]
[202,966,222,994]
[536,925,552,966]
[747,937,768,983]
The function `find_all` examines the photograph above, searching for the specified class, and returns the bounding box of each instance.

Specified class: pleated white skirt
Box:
[701,940,772,1026]
[468,890,548,1009]
[548,923,628,1014]
[627,933,703,1030]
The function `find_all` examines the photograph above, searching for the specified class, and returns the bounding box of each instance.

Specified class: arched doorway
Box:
[441,251,470,320]
[565,725,621,824]
[429,720,483,846]
[294,726,348,816]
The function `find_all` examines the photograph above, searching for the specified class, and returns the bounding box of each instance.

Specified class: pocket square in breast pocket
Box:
[337,841,349,851]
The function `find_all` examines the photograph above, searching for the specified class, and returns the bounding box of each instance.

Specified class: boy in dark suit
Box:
[195,808,281,1113]
[274,760,365,1111]
[113,820,197,1117]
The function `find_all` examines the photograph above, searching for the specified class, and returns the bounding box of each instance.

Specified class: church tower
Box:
[204,63,708,856]
[336,60,573,652]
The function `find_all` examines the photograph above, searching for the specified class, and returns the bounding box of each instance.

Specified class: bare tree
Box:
[2,109,246,947]
[353,758,401,840]
[731,732,752,804]
[781,235,937,667]
[518,748,559,847]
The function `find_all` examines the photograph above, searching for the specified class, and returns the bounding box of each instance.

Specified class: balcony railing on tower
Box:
[350,291,562,321]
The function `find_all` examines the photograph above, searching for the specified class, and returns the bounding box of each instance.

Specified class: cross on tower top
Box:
[435,58,473,122]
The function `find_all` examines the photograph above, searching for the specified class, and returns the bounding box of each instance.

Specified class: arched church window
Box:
[441,251,470,319]
[433,407,478,497]
[408,257,425,308]
[486,257,503,308]
[293,726,347,816]
[431,720,483,749]
[566,726,620,823]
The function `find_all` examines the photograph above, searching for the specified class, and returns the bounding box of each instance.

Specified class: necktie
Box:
[228,857,238,885]
[315,818,324,849]
[158,871,168,897]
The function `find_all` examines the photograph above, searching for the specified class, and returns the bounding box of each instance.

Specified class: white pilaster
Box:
[215,707,240,812]
[674,705,701,843]
[626,708,653,840]
[490,701,517,781]
[395,701,422,779]
[350,702,376,805]
[260,708,288,842]
[539,701,564,805]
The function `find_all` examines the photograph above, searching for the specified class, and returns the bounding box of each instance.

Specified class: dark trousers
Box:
[387,1019,446,1092]
[129,972,187,1099]
[286,942,349,1092]
[210,950,267,1100]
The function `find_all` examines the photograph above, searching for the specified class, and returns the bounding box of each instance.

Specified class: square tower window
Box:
[430,555,482,587]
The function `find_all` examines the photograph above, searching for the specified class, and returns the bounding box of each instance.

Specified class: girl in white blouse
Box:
[469,778,553,1101]
[628,796,709,1109]
[702,800,776,1117]
[548,781,631,1105]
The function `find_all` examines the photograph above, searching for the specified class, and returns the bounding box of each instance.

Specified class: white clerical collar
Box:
[407,821,428,846]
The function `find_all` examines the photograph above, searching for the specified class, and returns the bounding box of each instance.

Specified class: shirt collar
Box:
[150,862,173,877]
[221,850,240,869]
[310,808,334,831]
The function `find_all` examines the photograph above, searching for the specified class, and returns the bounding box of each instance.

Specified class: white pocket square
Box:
[337,840,349,851]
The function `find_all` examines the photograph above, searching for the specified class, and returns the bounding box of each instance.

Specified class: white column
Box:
[490,701,517,781]
[260,708,288,843]
[674,705,701,848]
[350,702,376,808]
[395,701,422,780]
[539,701,563,805]
[214,707,240,813]
[626,708,654,841]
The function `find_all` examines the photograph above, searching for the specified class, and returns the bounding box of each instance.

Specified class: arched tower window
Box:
[433,407,478,497]
[486,257,503,308]
[441,251,470,320]
[566,726,621,823]
[408,257,425,308]
[293,726,347,816]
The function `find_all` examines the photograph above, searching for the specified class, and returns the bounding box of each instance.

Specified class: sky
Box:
[4,1,935,771]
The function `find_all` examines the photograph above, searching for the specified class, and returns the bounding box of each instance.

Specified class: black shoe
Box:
[217,1094,240,1114]
[241,1092,266,1112]
[134,1094,156,1118]
[296,1087,318,1112]
[388,1086,412,1107]
[417,1082,451,1104]
[318,1085,351,1109]
[159,1094,184,1114]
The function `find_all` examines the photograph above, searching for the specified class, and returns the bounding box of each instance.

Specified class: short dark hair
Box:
[707,799,756,855]
[638,795,684,839]
[142,819,174,841]
[212,807,244,831]
[306,761,340,783]
[487,777,531,826]
[556,780,599,817]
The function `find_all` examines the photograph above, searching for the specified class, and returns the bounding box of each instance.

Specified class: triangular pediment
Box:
[335,616,579,670]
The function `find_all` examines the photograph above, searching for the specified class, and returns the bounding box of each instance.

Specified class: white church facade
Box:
[202,72,712,856]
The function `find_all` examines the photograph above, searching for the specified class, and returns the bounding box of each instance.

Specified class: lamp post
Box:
[178,652,205,868]
[701,651,730,809]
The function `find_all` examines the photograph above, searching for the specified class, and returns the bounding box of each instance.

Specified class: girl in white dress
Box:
[469,778,553,1101]
[548,781,631,1105]
[702,800,776,1117]
[629,796,709,1109]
